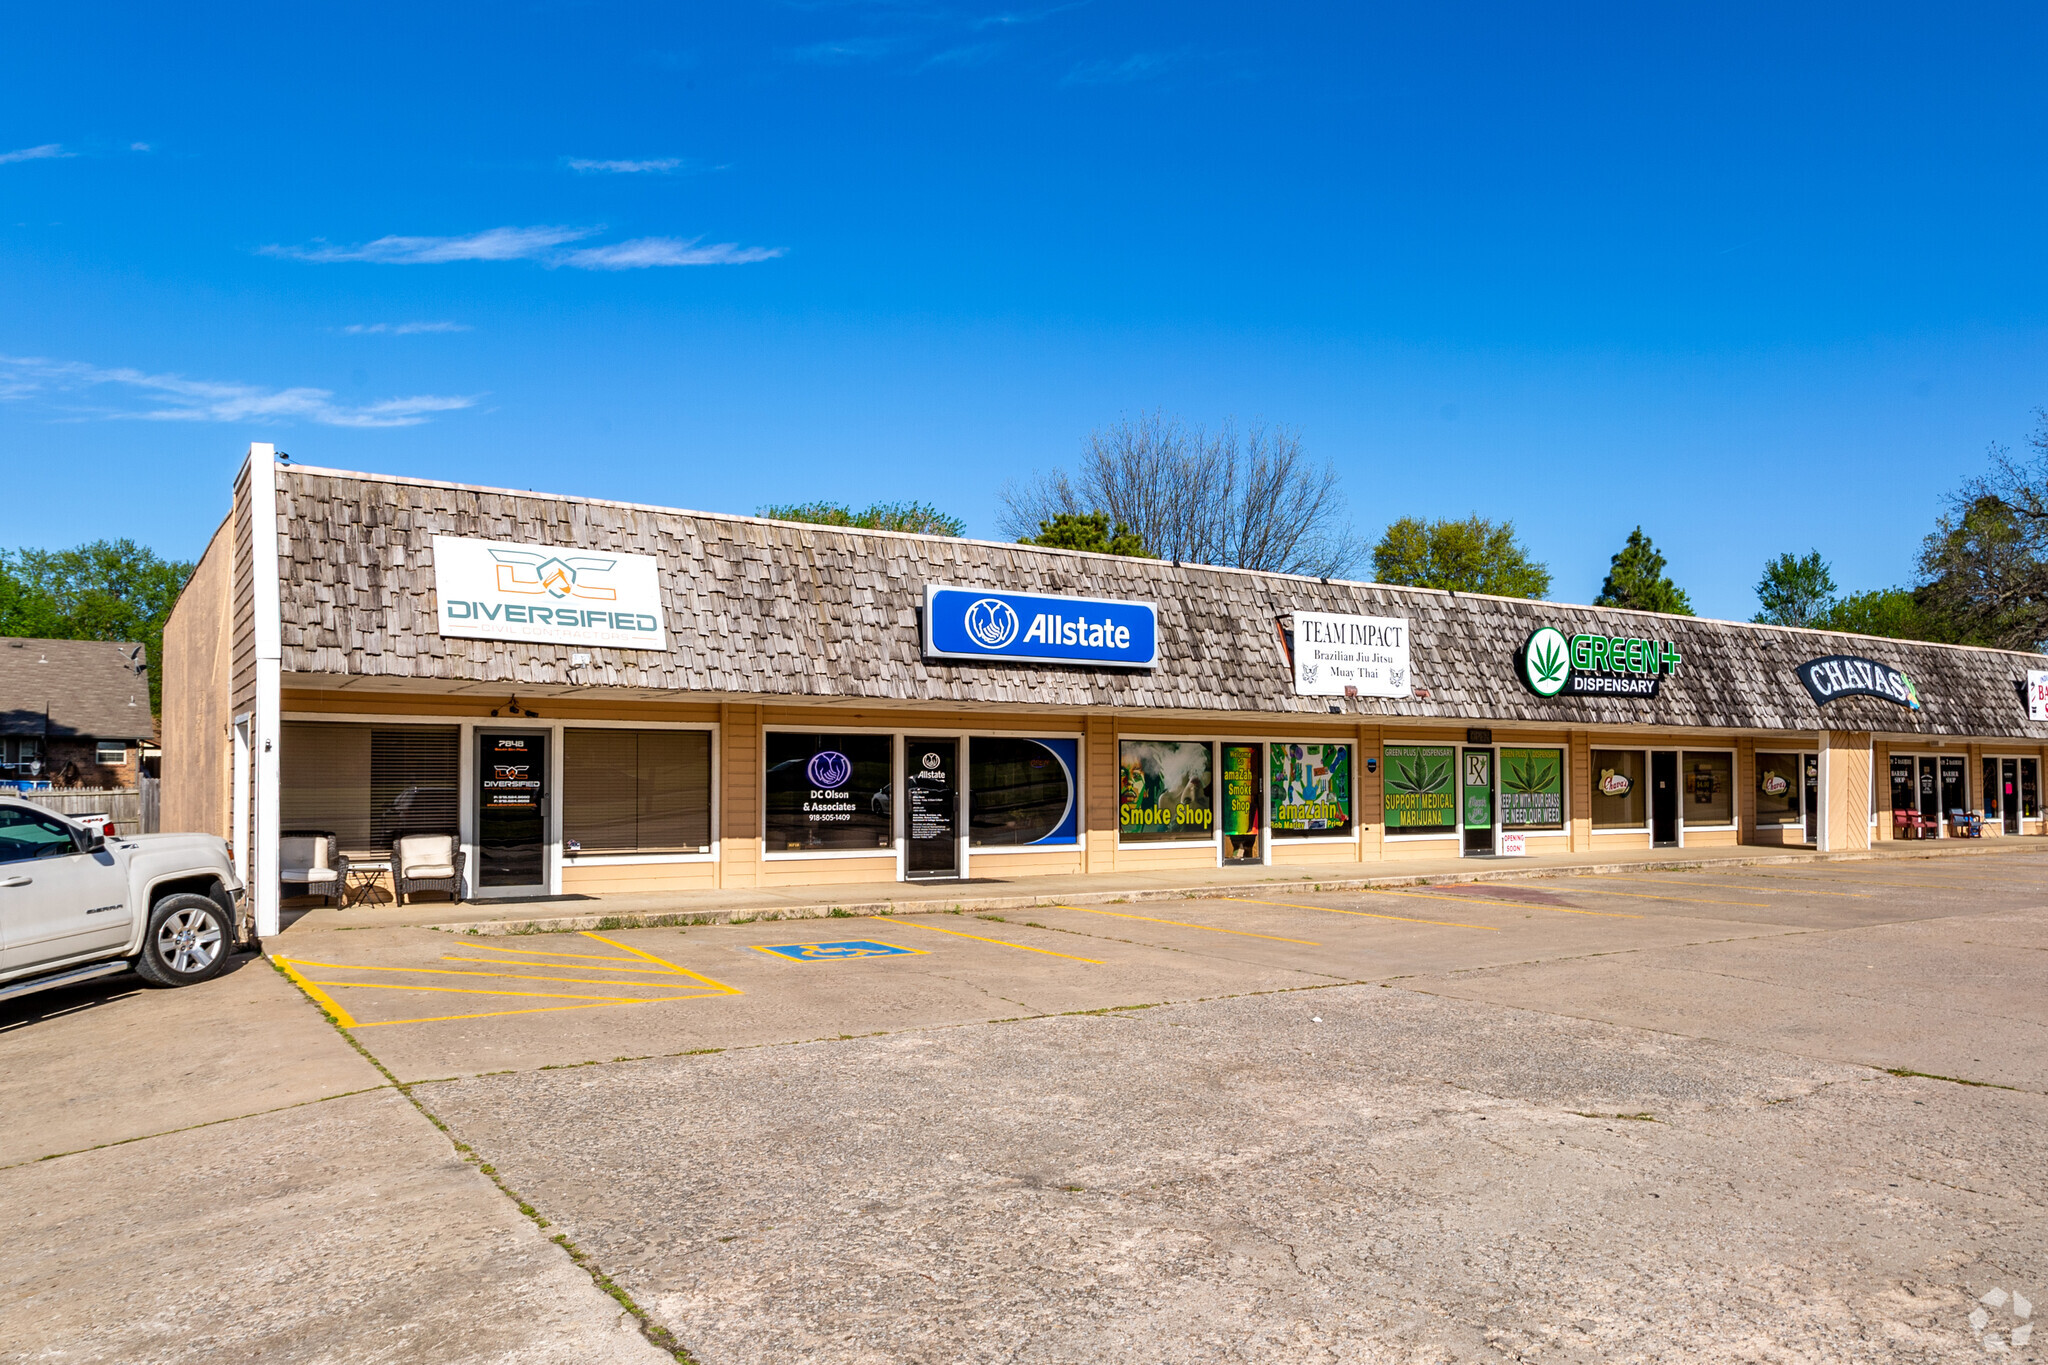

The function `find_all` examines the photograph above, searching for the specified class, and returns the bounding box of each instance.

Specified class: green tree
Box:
[1752,550,1837,627]
[760,500,966,536]
[1817,587,1946,641]
[1595,528,1693,615]
[1369,515,1551,598]
[0,539,195,713]
[1018,511,1151,557]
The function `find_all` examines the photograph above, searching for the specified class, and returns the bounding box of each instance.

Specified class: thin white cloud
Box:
[0,143,71,165]
[0,354,479,428]
[264,225,592,265]
[568,157,685,174]
[266,224,782,271]
[129,142,152,152]
[340,321,473,335]
[1063,51,1177,85]
[788,36,909,64]
[561,237,785,270]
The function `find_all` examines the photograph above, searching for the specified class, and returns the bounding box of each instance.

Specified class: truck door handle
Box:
[0,876,30,887]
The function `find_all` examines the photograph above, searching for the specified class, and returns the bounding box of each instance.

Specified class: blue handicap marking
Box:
[753,940,923,962]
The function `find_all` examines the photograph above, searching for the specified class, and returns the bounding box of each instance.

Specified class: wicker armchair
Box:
[279,831,348,907]
[393,832,464,905]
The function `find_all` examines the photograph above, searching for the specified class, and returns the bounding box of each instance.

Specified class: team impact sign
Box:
[923,585,1158,668]
[432,535,668,650]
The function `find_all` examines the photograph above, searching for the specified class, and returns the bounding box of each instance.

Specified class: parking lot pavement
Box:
[0,949,385,1166]
[8,854,2047,1362]
[1,1087,669,1365]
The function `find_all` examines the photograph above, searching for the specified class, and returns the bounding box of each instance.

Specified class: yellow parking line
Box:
[871,916,1106,963]
[441,955,703,976]
[583,932,742,994]
[1359,886,1643,919]
[1052,904,1321,945]
[355,999,681,1029]
[299,980,679,1002]
[1225,897,1499,931]
[280,958,714,990]
[273,954,359,1029]
[439,943,648,963]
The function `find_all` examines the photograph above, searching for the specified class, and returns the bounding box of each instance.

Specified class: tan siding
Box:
[1085,716,1116,873]
[719,703,760,889]
[757,855,896,888]
[1356,723,1382,863]
[967,848,1084,877]
[562,861,719,895]
[161,516,237,836]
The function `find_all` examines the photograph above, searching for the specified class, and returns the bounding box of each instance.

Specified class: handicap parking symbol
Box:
[753,940,923,961]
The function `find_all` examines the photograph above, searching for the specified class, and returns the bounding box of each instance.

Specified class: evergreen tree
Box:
[1595,528,1693,615]
[1018,511,1151,557]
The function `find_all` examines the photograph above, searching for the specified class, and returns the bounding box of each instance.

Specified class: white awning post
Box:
[248,444,284,939]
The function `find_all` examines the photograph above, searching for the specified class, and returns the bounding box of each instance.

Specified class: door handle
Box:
[0,876,30,888]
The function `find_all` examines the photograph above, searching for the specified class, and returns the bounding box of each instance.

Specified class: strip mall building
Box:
[163,448,2048,938]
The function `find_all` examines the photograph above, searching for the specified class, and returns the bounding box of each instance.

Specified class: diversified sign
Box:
[1795,655,1921,710]
[1291,612,1409,697]
[1520,626,1683,699]
[923,585,1158,667]
[432,535,668,650]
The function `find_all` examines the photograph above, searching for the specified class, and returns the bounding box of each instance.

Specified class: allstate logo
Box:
[965,597,1020,650]
[807,751,852,788]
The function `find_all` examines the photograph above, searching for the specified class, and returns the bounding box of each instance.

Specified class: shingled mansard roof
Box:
[0,636,152,740]
[273,465,2048,739]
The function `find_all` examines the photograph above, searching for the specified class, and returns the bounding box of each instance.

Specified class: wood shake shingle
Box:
[275,466,2048,738]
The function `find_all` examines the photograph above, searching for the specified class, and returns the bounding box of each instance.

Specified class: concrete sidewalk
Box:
[275,835,2048,937]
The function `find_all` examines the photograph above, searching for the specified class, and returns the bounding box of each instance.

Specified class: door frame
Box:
[1650,749,1681,847]
[903,735,964,881]
[474,727,553,898]
[1458,745,1496,857]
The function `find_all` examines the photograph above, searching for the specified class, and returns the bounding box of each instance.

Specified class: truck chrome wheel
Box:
[156,906,223,974]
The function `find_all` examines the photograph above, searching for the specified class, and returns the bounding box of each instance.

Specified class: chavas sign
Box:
[1520,626,1682,699]
[1795,655,1922,710]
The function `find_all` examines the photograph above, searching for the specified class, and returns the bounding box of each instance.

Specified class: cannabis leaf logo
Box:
[1387,752,1451,795]
[1503,750,1559,794]
[1523,627,1571,698]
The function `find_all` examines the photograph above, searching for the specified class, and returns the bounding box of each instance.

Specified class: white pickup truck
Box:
[0,795,248,1004]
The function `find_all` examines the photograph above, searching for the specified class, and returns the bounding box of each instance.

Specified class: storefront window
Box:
[1271,743,1353,839]
[1498,748,1564,831]
[1940,755,1967,815]
[1888,755,1914,817]
[1756,753,1801,825]
[2025,759,2041,819]
[281,722,460,854]
[563,729,711,856]
[1118,740,1214,842]
[1383,744,1456,834]
[968,737,1079,846]
[1682,751,1734,825]
[1590,750,1647,829]
[765,733,894,852]
[0,736,43,776]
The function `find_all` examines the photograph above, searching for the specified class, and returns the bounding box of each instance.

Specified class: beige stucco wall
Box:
[161,516,235,838]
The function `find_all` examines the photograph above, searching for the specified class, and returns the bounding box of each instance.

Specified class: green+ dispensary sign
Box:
[1520,627,1682,699]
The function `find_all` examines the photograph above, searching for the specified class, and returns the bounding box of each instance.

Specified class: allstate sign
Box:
[923,584,1158,668]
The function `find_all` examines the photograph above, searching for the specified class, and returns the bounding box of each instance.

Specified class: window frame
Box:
[964,732,1085,855]
[1114,735,1220,851]
[1382,740,1463,842]
[1677,748,1737,832]
[1588,746,1651,833]
[1266,738,1361,845]
[560,722,719,864]
[1753,748,1809,827]
[93,740,127,766]
[1495,745,1569,836]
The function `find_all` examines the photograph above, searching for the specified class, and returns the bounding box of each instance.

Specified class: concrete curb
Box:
[424,840,2026,935]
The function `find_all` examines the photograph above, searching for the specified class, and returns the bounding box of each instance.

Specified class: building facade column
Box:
[717,703,761,888]
[1817,730,1873,852]
[1086,714,1117,873]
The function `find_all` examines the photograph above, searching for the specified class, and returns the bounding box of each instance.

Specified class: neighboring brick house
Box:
[0,636,154,790]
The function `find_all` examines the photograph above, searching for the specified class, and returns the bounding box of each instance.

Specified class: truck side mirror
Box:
[77,830,105,854]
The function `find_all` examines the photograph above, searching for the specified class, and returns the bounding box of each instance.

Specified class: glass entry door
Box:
[1804,754,1820,842]
[1460,748,1495,855]
[1651,751,1679,846]
[477,731,547,891]
[904,738,959,880]
[1221,743,1262,863]
[1916,757,1939,826]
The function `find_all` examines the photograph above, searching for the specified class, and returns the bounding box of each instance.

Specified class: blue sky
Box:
[3,3,2044,620]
